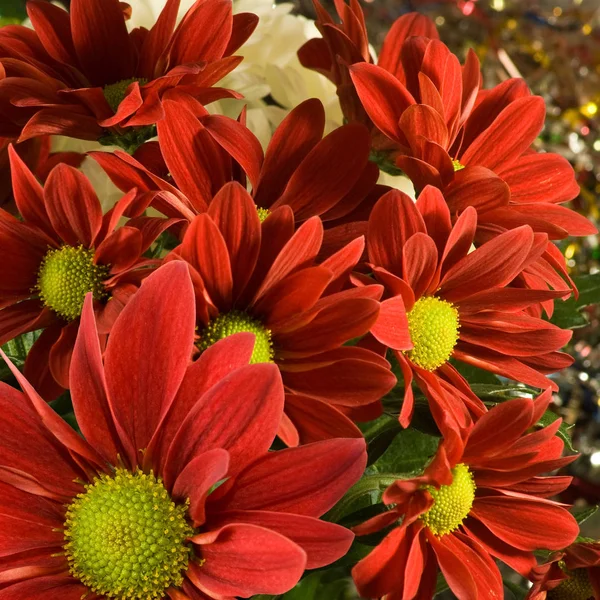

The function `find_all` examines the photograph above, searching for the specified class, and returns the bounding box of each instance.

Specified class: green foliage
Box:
[537,409,575,452]
[572,504,598,525]
[252,569,357,600]
[0,330,42,381]
[503,580,527,600]
[550,272,600,329]
[0,0,26,22]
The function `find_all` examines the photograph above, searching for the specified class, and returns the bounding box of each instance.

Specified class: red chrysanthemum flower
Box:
[298,2,438,130]
[300,6,597,295]
[91,98,383,253]
[0,146,175,398]
[364,186,573,428]
[527,541,600,599]
[0,262,367,599]
[352,392,579,600]
[166,182,396,446]
[0,0,256,152]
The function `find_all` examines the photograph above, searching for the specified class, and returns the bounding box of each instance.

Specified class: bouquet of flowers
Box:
[0,0,598,598]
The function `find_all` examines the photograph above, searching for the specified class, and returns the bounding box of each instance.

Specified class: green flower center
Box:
[64,469,193,600]
[37,245,110,321]
[452,159,465,171]
[256,207,270,222]
[548,567,594,600]
[420,464,476,537]
[406,296,460,371]
[103,78,148,113]
[198,310,274,364]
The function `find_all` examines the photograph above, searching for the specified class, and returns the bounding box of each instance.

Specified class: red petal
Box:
[103,262,195,461]
[367,189,426,275]
[402,232,438,297]
[169,0,232,64]
[253,217,323,302]
[0,576,88,599]
[70,0,134,85]
[399,103,449,150]
[440,225,534,303]
[203,114,263,191]
[138,0,179,80]
[188,523,305,597]
[44,163,102,247]
[377,13,439,80]
[471,495,578,551]
[216,438,366,517]
[370,294,412,351]
[212,509,353,569]
[70,294,131,466]
[26,1,76,64]
[349,62,415,141]
[7,145,54,241]
[172,448,229,526]
[18,108,103,143]
[445,165,510,213]
[273,124,371,221]
[254,99,325,207]
[163,363,284,486]
[178,214,233,309]
[206,182,261,300]
[284,394,362,444]
[461,96,545,171]
[497,152,580,204]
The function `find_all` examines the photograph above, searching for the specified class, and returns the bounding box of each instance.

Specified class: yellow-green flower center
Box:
[37,245,110,321]
[420,464,476,537]
[256,207,270,223]
[103,78,148,113]
[64,469,193,600]
[452,159,465,171]
[406,296,460,371]
[548,567,594,600]
[198,310,274,364]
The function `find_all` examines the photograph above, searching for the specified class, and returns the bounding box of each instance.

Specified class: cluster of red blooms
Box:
[0,0,597,599]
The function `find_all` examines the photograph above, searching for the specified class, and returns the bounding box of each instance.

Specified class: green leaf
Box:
[358,414,401,465]
[550,272,600,329]
[0,0,27,22]
[572,504,598,525]
[1,330,43,381]
[451,360,501,384]
[503,580,527,600]
[258,569,356,600]
[372,427,439,476]
[536,409,575,452]
[324,474,398,524]
[470,383,539,400]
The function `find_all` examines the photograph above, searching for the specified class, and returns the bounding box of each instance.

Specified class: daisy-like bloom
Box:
[166,182,396,446]
[0,262,367,599]
[527,541,600,599]
[301,6,596,295]
[0,146,176,398]
[91,97,383,253]
[298,3,438,131]
[364,186,573,428]
[0,0,257,152]
[352,392,579,600]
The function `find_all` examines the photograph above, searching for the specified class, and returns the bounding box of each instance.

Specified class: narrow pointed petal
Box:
[370,294,412,351]
[70,0,134,85]
[188,524,305,597]
[104,262,195,460]
[349,62,415,141]
[44,164,102,247]
[216,438,366,517]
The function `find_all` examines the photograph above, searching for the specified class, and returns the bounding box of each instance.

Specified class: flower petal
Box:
[188,523,305,597]
[215,438,366,517]
[104,262,195,461]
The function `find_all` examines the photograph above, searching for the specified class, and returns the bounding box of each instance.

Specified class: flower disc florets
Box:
[103,78,148,113]
[452,159,465,171]
[64,468,193,600]
[199,310,274,364]
[420,464,476,537]
[37,245,110,321]
[547,567,594,600]
[256,207,270,222]
[406,296,460,371]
